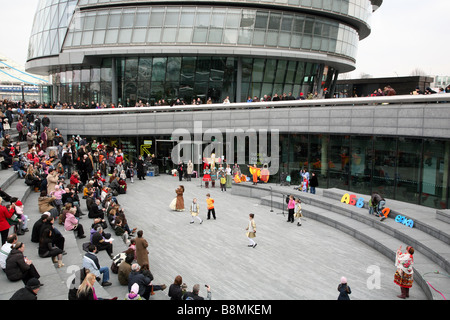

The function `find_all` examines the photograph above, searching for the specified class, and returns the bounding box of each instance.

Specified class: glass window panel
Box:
[100,59,112,82]
[196,11,211,27]
[263,59,276,83]
[108,13,121,28]
[302,35,312,49]
[293,16,304,33]
[223,29,238,44]
[290,33,301,48]
[211,13,225,28]
[328,135,351,190]
[268,13,281,30]
[95,13,108,29]
[373,137,396,197]
[261,83,273,97]
[165,9,179,26]
[251,82,262,100]
[91,68,101,82]
[255,11,268,29]
[241,58,253,82]
[181,57,196,83]
[278,32,290,47]
[226,13,240,28]
[138,57,152,81]
[147,28,162,42]
[72,69,81,83]
[162,28,177,42]
[180,11,195,26]
[252,30,266,46]
[166,57,181,82]
[150,8,164,26]
[238,29,252,45]
[81,69,90,82]
[193,28,207,43]
[132,28,147,43]
[118,29,132,43]
[135,11,149,27]
[84,15,96,30]
[91,29,105,44]
[275,60,287,83]
[320,38,329,51]
[349,135,373,195]
[240,11,255,28]
[121,12,135,28]
[304,18,314,34]
[177,28,193,43]
[312,36,321,50]
[393,137,421,204]
[284,60,297,83]
[421,140,449,209]
[281,15,293,31]
[105,29,118,43]
[72,32,82,46]
[195,57,211,82]
[252,59,265,82]
[81,31,93,45]
[208,28,223,43]
[266,31,278,46]
[152,57,167,82]
[125,57,138,81]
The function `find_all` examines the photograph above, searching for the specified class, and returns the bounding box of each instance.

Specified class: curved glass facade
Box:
[27,0,78,60]
[63,6,359,59]
[51,56,331,105]
[77,0,373,27]
[26,0,380,104]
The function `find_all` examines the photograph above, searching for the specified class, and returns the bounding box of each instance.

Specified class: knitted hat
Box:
[15,200,23,206]
[340,276,347,284]
[130,283,139,294]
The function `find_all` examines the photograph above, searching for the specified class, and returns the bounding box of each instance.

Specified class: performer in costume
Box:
[245,213,257,248]
[203,166,211,188]
[175,185,185,211]
[294,198,303,226]
[394,245,414,299]
[247,164,260,185]
[225,164,232,189]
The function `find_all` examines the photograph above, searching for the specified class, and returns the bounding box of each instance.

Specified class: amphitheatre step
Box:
[258,187,450,277]
[258,194,450,300]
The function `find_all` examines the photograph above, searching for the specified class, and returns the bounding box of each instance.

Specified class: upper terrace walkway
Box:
[22,94,450,139]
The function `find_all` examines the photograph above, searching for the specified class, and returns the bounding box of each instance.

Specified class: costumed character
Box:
[247,164,260,185]
[260,163,270,183]
[203,166,211,188]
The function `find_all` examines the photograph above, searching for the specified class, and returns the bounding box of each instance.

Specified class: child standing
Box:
[294,198,303,226]
[337,277,351,300]
[189,198,203,224]
[246,213,257,248]
[206,193,215,220]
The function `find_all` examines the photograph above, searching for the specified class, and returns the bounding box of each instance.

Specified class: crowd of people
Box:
[0,100,211,300]
[0,97,418,300]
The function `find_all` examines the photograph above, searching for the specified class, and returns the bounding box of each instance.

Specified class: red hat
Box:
[16,200,23,206]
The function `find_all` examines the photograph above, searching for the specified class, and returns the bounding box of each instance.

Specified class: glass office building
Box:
[26,0,383,105]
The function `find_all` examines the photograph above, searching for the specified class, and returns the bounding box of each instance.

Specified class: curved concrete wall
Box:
[27,97,450,140]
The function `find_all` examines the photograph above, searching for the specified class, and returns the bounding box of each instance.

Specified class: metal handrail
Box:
[20,93,450,115]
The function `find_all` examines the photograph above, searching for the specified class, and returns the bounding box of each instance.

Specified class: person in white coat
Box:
[246,213,257,248]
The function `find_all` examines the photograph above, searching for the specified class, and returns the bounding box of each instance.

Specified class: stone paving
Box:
[0,171,431,300]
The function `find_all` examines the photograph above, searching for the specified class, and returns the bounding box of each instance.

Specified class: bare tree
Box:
[410,68,427,76]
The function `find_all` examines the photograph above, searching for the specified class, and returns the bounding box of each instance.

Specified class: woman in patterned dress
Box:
[394,245,414,298]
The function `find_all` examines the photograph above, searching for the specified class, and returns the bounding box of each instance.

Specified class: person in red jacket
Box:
[0,201,16,245]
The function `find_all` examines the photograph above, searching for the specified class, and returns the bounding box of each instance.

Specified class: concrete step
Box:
[259,194,450,301]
